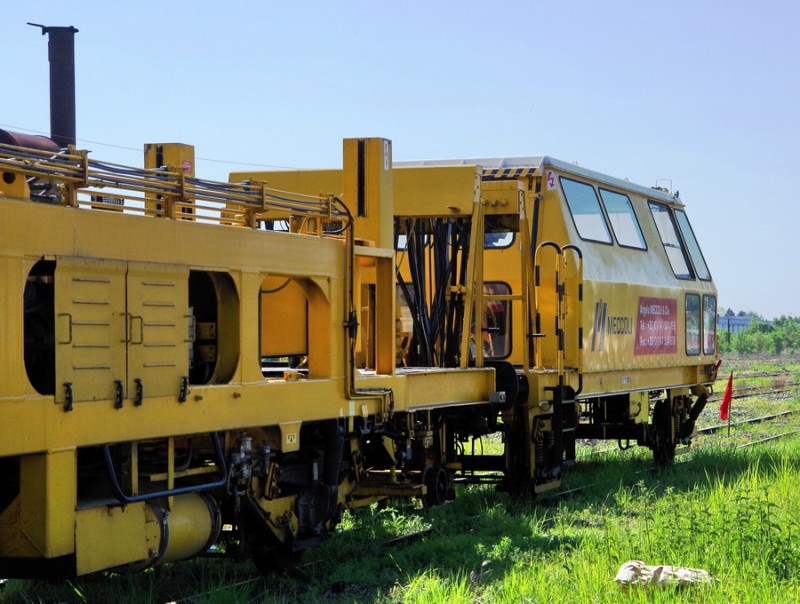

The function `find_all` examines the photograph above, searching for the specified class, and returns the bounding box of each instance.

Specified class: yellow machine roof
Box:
[395,156,682,206]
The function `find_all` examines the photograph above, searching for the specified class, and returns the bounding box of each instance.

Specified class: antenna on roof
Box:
[654,178,672,194]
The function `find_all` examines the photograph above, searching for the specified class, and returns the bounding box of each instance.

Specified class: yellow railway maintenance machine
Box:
[238,154,719,497]
[1,22,719,583]
[0,137,499,578]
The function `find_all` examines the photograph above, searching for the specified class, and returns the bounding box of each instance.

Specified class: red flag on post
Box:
[719,372,733,421]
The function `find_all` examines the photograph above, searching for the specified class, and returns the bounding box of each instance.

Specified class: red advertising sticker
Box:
[634,297,677,355]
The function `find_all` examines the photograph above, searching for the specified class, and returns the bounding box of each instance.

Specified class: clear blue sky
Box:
[5,1,798,319]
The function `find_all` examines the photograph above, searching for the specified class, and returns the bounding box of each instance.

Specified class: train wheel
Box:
[652,400,676,467]
[422,466,449,508]
[653,441,676,467]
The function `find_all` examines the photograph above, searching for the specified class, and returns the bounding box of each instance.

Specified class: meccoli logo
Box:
[591,301,607,352]
[608,316,633,335]
[591,300,633,352]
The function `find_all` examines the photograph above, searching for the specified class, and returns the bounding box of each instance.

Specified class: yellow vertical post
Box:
[374,254,395,375]
[343,138,395,376]
[460,199,485,368]
[518,191,534,371]
[19,449,77,557]
[342,138,393,249]
[144,143,195,217]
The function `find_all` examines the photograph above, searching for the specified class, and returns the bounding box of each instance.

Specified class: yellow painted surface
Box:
[393,166,482,217]
[343,138,394,248]
[159,494,217,563]
[0,197,346,279]
[474,164,718,394]
[0,499,36,557]
[126,262,190,397]
[17,450,76,558]
[54,258,127,405]
[75,503,149,574]
[260,276,309,357]
[231,164,483,221]
[144,143,196,218]
[144,143,195,176]
[228,169,341,220]
[280,421,302,453]
[0,170,30,198]
[0,258,27,397]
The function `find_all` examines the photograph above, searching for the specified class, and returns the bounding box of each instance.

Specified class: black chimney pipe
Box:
[28,23,79,149]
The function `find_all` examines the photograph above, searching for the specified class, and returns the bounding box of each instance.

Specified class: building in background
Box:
[717,315,755,335]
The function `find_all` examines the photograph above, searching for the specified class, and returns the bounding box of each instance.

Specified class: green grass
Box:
[4,355,800,603]
[7,442,800,603]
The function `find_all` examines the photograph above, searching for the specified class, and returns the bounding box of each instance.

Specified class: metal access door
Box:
[126,262,190,400]
[55,257,127,405]
[55,258,190,406]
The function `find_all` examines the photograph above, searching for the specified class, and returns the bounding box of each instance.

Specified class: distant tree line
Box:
[722,308,761,318]
[718,315,800,354]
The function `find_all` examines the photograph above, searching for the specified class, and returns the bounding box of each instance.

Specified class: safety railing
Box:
[0,142,347,230]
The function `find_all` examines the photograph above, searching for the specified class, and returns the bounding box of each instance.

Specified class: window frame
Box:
[482,281,513,360]
[560,176,614,245]
[484,231,515,250]
[675,209,712,281]
[703,295,717,355]
[648,201,695,280]
[598,187,647,250]
[685,293,701,356]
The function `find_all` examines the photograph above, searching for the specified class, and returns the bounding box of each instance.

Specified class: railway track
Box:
[707,382,800,403]
[714,364,800,380]
[555,407,800,501]
[167,394,800,602]
[737,430,800,447]
[578,380,800,460]
[115,364,800,602]
[698,409,799,435]
[579,409,800,458]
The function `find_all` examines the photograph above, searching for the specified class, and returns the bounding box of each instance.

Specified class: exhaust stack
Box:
[29,23,79,149]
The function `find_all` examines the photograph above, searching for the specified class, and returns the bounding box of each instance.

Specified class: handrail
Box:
[0,142,347,228]
[101,432,227,504]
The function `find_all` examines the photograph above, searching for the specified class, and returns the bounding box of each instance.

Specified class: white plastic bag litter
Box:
[614,560,715,588]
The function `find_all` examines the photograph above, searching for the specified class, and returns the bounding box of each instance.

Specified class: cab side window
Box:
[598,188,646,249]
[675,210,711,280]
[561,178,612,244]
[703,295,717,354]
[685,294,701,355]
[482,282,512,359]
[649,202,693,279]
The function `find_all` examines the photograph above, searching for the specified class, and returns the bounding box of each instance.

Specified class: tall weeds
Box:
[5,437,800,603]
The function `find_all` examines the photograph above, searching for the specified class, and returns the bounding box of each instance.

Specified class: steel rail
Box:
[551,415,800,501]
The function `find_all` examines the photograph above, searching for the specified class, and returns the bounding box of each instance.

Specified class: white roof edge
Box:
[394,156,545,169]
[394,156,681,205]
